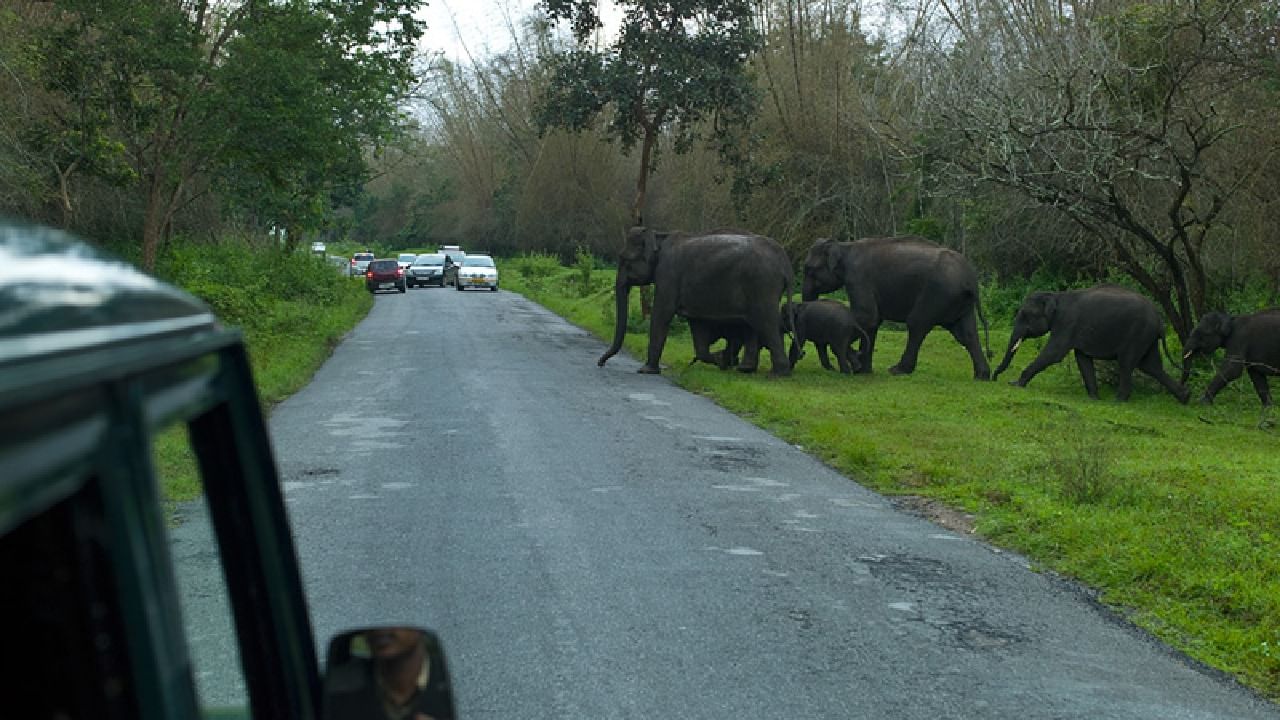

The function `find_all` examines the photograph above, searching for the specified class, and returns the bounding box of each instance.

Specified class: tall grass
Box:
[501,258,1280,700]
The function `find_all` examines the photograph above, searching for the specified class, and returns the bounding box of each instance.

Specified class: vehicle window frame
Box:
[1,319,322,719]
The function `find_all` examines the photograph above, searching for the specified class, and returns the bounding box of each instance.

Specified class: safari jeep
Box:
[0,220,454,719]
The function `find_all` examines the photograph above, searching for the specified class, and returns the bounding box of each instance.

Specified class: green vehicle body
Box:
[0,220,320,719]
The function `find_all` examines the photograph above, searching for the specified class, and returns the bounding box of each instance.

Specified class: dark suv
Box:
[364,258,406,293]
[0,220,455,719]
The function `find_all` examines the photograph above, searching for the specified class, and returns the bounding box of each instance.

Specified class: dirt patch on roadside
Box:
[892,495,977,535]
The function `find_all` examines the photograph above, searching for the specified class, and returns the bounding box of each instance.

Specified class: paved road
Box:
[261,284,1278,719]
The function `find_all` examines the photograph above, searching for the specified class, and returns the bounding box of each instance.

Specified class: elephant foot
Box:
[768,366,792,378]
[735,365,759,374]
[887,364,915,376]
[1198,395,1214,406]
[1174,388,1190,405]
[974,371,992,381]
[637,365,662,375]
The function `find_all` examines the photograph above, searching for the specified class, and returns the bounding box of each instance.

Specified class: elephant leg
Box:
[687,320,722,367]
[642,307,676,374]
[834,343,854,374]
[889,323,930,375]
[1138,349,1190,404]
[856,324,880,374]
[816,343,835,370]
[947,313,991,380]
[1247,367,1273,408]
[1074,351,1100,399]
[753,315,791,377]
[736,333,762,373]
[1013,340,1070,387]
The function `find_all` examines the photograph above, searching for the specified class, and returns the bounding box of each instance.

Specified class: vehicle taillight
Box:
[397,268,404,276]
[365,270,373,278]
[350,258,356,265]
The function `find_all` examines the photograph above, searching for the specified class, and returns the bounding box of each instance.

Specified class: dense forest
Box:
[2,0,1277,339]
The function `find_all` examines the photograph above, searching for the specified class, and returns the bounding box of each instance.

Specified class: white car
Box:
[396,253,417,273]
[455,254,498,292]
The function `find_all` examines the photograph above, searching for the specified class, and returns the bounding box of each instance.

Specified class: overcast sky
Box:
[418,0,541,61]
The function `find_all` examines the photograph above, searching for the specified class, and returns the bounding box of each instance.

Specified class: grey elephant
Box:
[801,236,990,379]
[992,284,1189,403]
[598,226,793,376]
[780,300,864,374]
[687,318,757,370]
[1179,309,1280,416]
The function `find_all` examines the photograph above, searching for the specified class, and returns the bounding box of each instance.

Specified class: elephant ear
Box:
[1040,293,1059,321]
[818,238,842,275]
[646,229,665,262]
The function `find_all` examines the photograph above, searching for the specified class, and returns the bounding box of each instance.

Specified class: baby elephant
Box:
[993,284,1189,403]
[781,300,864,374]
[687,318,758,371]
[1180,309,1280,415]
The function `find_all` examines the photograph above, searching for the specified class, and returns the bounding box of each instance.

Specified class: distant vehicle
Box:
[311,241,326,255]
[455,253,498,292]
[396,253,417,273]
[406,253,446,288]
[365,258,406,293]
[349,251,375,277]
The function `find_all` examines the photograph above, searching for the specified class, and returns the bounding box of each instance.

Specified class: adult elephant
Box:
[598,226,793,376]
[1180,308,1280,416]
[801,237,990,378]
[992,284,1189,403]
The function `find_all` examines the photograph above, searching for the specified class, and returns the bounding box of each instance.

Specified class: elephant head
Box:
[800,238,842,301]
[598,227,662,366]
[1179,311,1233,384]
[992,291,1057,379]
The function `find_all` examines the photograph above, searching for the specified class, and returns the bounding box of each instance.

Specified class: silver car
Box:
[455,254,498,292]
[406,253,447,288]
[349,251,374,277]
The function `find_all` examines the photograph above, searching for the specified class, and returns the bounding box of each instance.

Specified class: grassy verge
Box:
[148,239,373,504]
[502,253,1280,699]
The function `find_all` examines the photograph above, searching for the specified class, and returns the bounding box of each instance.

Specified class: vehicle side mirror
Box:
[322,626,456,720]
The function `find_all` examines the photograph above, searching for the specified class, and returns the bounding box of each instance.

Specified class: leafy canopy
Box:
[535,0,762,160]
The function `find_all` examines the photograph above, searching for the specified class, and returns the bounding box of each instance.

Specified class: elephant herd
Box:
[596,226,1280,421]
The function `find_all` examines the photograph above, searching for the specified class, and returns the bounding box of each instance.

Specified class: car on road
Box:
[0,220,456,720]
[396,252,417,273]
[364,258,406,293]
[455,253,499,291]
[406,253,447,287]
[349,251,374,277]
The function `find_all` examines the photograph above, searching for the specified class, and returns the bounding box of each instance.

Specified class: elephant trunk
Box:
[598,278,631,367]
[1179,347,1198,386]
[800,277,818,302]
[992,331,1024,380]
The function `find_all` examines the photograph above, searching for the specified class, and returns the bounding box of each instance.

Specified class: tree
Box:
[535,0,764,224]
[26,0,423,269]
[896,0,1279,340]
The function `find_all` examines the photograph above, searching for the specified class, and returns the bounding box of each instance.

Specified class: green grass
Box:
[502,260,1280,699]
[149,240,374,505]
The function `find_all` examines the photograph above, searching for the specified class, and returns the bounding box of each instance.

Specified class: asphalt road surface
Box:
[257,283,1279,720]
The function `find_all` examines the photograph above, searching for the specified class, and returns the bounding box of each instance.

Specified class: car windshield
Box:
[462,256,494,267]
[414,254,444,265]
[398,254,416,263]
